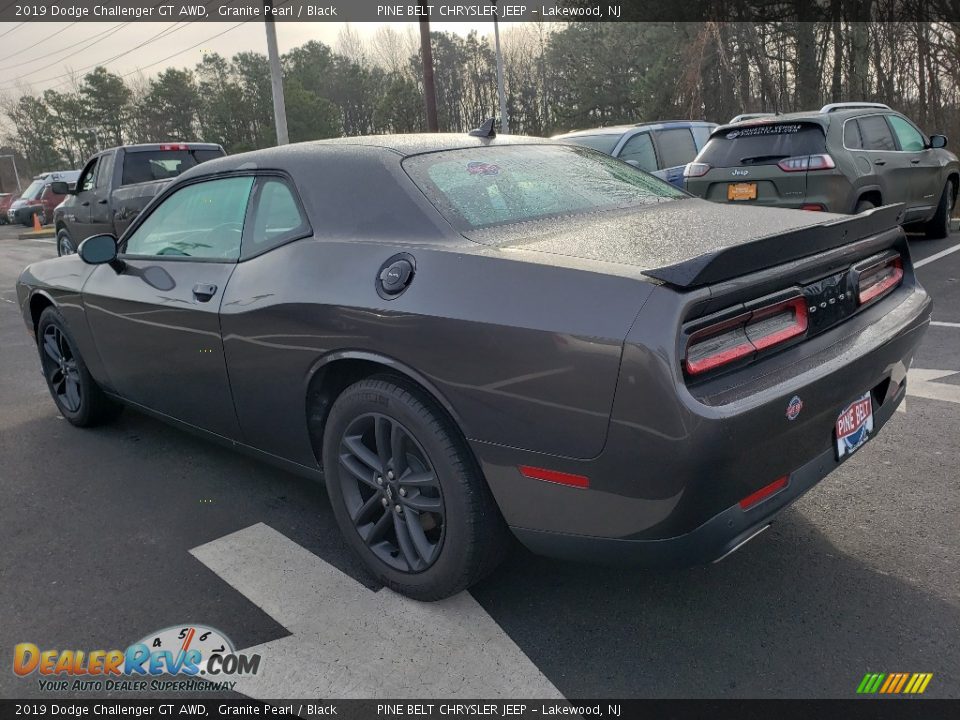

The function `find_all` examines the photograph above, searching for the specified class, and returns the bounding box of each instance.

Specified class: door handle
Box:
[81,201,90,206]
[192,283,218,302]
[97,199,108,204]
[911,159,921,164]
[874,159,887,166]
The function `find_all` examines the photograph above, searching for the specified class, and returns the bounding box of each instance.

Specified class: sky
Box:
[0,21,507,96]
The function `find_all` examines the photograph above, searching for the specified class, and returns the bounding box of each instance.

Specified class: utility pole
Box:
[419,7,439,132]
[264,0,289,145]
[0,155,21,193]
[491,0,508,134]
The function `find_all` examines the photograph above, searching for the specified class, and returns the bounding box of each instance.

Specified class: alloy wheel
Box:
[41,325,82,413]
[337,413,445,573]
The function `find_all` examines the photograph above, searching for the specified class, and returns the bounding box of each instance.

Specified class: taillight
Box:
[857,255,903,306]
[777,154,835,172]
[684,294,808,376]
[160,143,189,151]
[683,162,711,178]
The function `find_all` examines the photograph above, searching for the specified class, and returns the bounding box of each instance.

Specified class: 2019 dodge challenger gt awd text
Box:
[17,131,931,600]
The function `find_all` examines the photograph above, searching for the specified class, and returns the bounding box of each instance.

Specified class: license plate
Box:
[835,392,874,459]
[727,182,757,201]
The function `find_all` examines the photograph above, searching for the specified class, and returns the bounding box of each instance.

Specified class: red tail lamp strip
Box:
[518,465,590,489]
[739,476,789,510]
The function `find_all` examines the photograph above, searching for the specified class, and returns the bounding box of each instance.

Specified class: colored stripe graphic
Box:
[858,672,933,694]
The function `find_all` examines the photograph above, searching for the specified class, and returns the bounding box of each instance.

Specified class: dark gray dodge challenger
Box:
[17,133,931,600]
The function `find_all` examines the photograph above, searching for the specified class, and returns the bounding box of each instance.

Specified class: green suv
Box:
[684,102,959,238]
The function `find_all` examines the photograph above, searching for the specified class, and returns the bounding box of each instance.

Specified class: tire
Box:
[56,229,75,256]
[923,180,954,240]
[36,306,122,427]
[322,376,510,601]
[854,199,876,213]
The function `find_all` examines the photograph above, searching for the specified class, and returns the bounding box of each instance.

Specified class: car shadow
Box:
[470,509,960,698]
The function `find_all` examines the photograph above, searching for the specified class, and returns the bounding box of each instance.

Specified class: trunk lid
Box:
[469,199,904,289]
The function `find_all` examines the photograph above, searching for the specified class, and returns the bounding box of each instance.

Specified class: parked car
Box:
[684,102,960,238]
[52,143,226,256]
[729,112,777,124]
[8,171,80,226]
[554,120,717,186]
[18,131,930,600]
[0,192,15,224]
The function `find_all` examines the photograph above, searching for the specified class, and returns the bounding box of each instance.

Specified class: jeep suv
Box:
[684,103,959,238]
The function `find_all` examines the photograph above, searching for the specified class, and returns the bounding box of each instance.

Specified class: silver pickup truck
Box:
[52,143,226,256]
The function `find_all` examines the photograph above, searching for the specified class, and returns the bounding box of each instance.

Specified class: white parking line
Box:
[914,241,960,268]
[931,321,960,329]
[190,523,564,700]
[908,368,960,405]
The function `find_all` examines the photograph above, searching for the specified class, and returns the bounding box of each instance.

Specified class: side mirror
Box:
[930,134,948,149]
[50,181,71,195]
[78,234,121,270]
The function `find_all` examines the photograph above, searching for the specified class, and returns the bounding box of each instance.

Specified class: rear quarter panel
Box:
[219,238,653,466]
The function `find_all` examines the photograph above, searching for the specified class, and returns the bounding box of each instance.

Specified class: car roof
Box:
[714,106,901,135]
[555,121,716,138]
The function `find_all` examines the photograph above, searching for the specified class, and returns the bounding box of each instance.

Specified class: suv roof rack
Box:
[820,102,891,113]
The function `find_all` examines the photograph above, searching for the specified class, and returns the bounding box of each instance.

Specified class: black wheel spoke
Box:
[352,492,382,525]
[392,511,420,570]
[401,492,443,514]
[399,470,437,488]
[343,434,382,474]
[374,416,392,471]
[364,511,392,547]
[64,379,81,411]
[43,335,60,363]
[339,453,379,490]
[403,510,435,566]
[390,424,406,475]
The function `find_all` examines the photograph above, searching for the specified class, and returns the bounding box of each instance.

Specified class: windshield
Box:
[403,145,685,231]
[20,180,44,200]
[697,123,827,168]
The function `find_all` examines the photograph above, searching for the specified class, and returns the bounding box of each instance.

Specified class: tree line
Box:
[4,21,960,177]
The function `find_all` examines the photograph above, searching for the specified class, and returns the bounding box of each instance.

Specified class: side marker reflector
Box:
[739,475,789,509]
[518,465,590,489]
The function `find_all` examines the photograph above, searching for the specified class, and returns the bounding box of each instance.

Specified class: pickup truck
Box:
[52,142,226,256]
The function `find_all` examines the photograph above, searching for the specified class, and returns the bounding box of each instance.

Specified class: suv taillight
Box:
[683,162,711,178]
[857,255,903,306]
[777,154,835,172]
[684,295,808,376]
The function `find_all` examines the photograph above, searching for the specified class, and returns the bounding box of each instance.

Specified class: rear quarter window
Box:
[698,123,827,168]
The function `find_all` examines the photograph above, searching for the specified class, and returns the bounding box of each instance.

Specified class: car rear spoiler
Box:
[642,204,906,288]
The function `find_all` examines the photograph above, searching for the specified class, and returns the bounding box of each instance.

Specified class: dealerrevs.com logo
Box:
[13,624,261,693]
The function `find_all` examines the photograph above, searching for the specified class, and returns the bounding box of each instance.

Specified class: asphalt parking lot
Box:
[1,224,958,700]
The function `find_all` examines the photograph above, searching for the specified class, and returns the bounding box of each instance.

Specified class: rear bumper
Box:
[474,278,930,564]
[511,382,904,566]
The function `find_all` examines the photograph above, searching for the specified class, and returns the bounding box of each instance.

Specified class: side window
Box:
[78,158,99,193]
[654,128,698,168]
[844,120,862,149]
[95,152,114,189]
[124,176,254,260]
[618,132,658,172]
[887,115,926,152]
[243,178,310,259]
[858,115,896,151]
